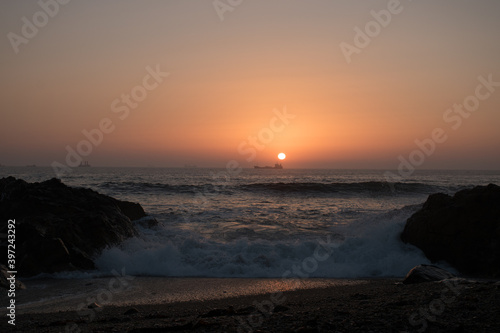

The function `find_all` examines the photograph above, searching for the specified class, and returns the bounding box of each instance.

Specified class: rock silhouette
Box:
[401,184,500,277]
[402,264,455,284]
[0,177,150,276]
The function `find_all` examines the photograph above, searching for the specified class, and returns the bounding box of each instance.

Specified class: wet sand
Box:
[1,278,499,332]
[1,277,363,315]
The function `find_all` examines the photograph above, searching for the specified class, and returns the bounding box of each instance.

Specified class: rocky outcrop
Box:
[401,184,500,277]
[403,264,455,284]
[0,177,150,277]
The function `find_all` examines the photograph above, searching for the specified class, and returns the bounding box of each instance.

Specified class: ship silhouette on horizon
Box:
[79,161,91,167]
[254,163,283,169]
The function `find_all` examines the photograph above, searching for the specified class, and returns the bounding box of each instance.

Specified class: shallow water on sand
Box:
[1,277,368,315]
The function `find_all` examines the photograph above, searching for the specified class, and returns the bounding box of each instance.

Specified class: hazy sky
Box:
[1,0,499,169]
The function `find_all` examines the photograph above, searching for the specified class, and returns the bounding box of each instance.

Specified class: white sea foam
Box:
[94,207,437,278]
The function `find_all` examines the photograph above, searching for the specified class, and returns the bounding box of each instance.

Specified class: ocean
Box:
[3,167,500,279]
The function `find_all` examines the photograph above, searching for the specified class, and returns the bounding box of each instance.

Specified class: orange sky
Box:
[1,0,499,169]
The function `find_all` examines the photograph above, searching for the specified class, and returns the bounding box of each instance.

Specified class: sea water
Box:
[3,167,499,278]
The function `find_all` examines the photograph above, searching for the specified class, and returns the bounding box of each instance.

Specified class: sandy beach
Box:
[1,276,361,315]
[2,277,499,332]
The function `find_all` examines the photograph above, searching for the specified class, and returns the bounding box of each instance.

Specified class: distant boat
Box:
[26,164,37,167]
[254,163,283,169]
[79,161,91,167]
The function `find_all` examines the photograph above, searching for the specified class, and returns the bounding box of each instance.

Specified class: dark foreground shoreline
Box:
[2,278,499,332]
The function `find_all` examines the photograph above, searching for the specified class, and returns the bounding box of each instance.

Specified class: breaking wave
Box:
[93,205,442,278]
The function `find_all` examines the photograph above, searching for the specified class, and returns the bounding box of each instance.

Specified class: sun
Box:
[278,152,286,160]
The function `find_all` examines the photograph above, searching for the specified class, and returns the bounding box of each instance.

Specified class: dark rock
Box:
[124,307,139,315]
[0,177,151,276]
[133,216,159,228]
[401,184,500,277]
[403,264,455,284]
[67,245,95,270]
[87,302,101,309]
[115,200,147,221]
[19,237,72,274]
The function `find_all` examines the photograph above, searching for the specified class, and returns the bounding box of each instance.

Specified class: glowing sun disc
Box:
[278,153,286,160]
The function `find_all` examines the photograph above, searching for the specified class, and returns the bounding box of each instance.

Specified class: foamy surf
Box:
[93,205,441,278]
